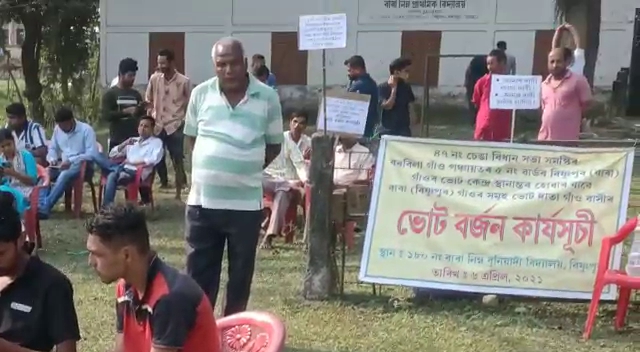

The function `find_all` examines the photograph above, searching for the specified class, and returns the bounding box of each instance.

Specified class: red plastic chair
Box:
[263,190,301,243]
[217,311,286,352]
[98,165,156,210]
[583,216,639,339]
[61,160,98,218]
[24,165,49,248]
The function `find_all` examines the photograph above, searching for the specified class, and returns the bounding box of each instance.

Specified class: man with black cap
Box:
[101,58,147,150]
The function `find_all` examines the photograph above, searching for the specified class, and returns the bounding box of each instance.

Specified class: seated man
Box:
[260,112,310,249]
[333,136,375,187]
[102,116,163,207]
[5,102,48,165]
[39,107,97,218]
[0,191,80,352]
[86,204,220,352]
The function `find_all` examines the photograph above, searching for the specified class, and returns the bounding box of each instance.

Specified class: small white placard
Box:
[489,74,542,110]
[298,13,347,51]
[318,90,371,136]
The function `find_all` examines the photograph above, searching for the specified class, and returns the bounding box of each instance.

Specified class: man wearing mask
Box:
[146,49,190,200]
[378,57,416,137]
[344,55,379,138]
[101,58,146,150]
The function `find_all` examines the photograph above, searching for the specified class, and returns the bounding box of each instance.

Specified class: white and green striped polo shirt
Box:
[184,75,284,210]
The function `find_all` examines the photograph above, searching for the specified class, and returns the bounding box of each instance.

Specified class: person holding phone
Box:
[0,128,37,216]
[379,57,416,137]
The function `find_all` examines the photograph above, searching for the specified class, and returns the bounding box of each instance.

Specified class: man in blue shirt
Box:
[344,55,378,138]
[39,107,97,218]
[251,54,276,88]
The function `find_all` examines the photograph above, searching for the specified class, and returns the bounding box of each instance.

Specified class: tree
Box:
[554,0,601,86]
[0,0,98,123]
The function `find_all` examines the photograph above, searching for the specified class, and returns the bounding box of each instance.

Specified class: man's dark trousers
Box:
[185,206,262,316]
[156,125,186,187]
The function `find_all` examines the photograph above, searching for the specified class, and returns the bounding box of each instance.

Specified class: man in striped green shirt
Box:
[184,38,283,316]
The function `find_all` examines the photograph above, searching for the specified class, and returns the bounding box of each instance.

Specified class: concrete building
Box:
[100,0,638,97]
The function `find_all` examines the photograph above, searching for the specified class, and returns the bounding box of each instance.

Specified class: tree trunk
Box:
[303,134,337,300]
[562,0,601,87]
[20,12,44,123]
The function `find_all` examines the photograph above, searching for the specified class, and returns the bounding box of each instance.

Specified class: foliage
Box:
[0,0,99,125]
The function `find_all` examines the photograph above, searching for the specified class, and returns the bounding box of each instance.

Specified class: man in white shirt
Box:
[101,116,163,207]
[260,112,310,249]
[334,136,375,186]
[552,23,585,75]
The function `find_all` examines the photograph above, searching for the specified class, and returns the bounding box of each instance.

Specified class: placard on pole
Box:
[489,75,542,142]
[297,13,347,133]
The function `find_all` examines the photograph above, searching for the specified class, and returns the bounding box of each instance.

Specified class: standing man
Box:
[102,58,146,151]
[146,49,190,200]
[250,54,276,87]
[496,41,516,75]
[86,204,220,352]
[184,38,283,315]
[472,50,512,141]
[464,55,488,126]
[344,55,379,138]
[538,48,592,141]
[378,57,416,137]
[252,65,271,85]
[5,102,47,164]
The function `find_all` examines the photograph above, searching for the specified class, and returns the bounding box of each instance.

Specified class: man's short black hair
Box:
[6,102,26,117]
[389,57,412,74]
[344,55,366,69]
[118,57,138,75]
[497,41,507,50]
[54,107,74,123]
[254,65,270,78]
[85,203,151,253]
[157,49,175,61]
[488,49,507,64]
[140,115,156,127]
[252,54,265,61]
[0,191,21,243]
[290,110,308,122]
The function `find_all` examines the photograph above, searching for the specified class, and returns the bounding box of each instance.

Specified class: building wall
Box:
[100,0,637,92]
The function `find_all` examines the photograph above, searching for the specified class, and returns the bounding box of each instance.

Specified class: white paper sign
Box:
[298,13,347,51]
[318,91,371,136]
[489,75,542,110]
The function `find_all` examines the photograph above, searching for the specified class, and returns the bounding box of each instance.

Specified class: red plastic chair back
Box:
[217,311,286,352]
[36,164,50,186]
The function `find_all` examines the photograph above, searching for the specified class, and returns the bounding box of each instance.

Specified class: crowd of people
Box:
[0,21,596,351]
[465,23,592,141]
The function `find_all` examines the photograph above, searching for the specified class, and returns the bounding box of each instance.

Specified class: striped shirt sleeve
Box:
[265,91,284,145]
[184,87,200,137]
[30,123,47,148]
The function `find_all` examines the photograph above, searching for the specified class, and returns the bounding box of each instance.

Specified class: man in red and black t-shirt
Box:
[86,204,220,352]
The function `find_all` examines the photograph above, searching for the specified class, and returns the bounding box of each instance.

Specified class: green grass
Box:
[29,120,640,352]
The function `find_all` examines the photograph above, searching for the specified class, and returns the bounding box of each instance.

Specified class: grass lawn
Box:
[30,119,640,352]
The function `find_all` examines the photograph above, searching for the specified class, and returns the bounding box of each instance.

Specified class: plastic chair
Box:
[99,165,156,210]
[217,311,286,352]
[24,165,49,248]
[61,160,97,218]
[583,216,639,339]
[263,190,301,243]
